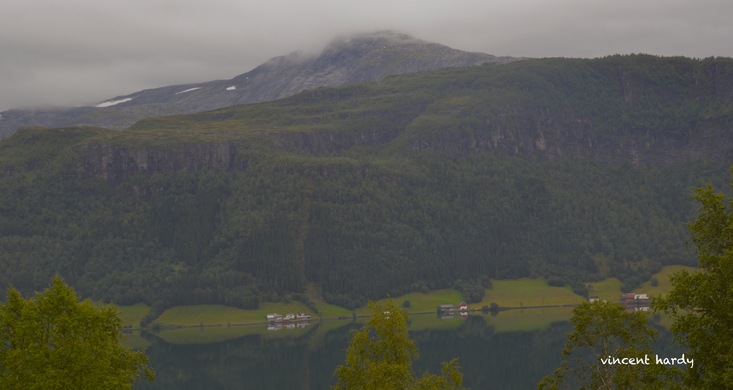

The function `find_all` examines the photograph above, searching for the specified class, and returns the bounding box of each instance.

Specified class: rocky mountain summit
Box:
[0,31,515,138]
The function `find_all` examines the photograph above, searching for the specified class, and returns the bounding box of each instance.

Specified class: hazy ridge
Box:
[0,52,731,312]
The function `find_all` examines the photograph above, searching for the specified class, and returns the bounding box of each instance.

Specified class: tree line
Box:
[0,152,724,311]
[1,54,732,311]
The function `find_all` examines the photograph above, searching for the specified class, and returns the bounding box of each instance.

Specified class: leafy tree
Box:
[489,302,499,314]
[333,299,466,390]
[654,182,733,388]
[538,301,676,389]
[454,280,485,304]
[0,276,154,389]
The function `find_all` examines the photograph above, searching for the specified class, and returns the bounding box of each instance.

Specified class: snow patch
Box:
[96,97,133,108]
[226,86,236,91]
[175,87,201,94]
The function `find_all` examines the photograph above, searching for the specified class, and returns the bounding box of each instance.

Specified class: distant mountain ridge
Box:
[0,31,516,138]
[1,54,732,310]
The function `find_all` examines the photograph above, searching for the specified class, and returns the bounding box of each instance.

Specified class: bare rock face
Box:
[0,31,517,138]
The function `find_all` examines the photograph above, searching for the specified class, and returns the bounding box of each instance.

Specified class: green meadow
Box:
[155,302,317,327]
[585,265,697,303]
[315,302,353,318]
[304,284,353,318]
[477,279,585,308]
[355,289,464,316]
[117,303,150,328]
[586,278,624,302]
[116,266,695,330]
[633,265,697,298]
[408,306,575,334]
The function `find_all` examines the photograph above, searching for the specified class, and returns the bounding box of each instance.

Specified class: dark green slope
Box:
[1,55,732,310]
[131,54,733,162]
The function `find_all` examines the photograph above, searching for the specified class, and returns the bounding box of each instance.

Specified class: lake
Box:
[133,307,678,389]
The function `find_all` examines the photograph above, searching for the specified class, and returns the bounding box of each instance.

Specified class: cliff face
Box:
[255,118,733,167]
[400,112,733,166]
[72,117,730,184]
[12,54,731,183]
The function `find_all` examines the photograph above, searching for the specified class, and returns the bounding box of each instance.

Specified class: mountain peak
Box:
[0,32,518,138]
[331,30,426,46]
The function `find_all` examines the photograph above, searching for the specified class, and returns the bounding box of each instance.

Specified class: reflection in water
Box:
[267,320,312,331]
[134,310,679,389]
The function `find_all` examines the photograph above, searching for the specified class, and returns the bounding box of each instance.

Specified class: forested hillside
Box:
[1,55,732,310]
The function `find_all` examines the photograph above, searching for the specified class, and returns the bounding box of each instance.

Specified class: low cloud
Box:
[1,0,732,110]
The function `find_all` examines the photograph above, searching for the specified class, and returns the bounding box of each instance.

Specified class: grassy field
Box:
[359,306,574,334]
[584,265,698,303]
[633,265,697,297]
[117,303,150,328]
[586,278,623,302]
[304,283,353,318]
[92,302,149,328]
[316,302,353,318]
[638,265,698,330]
[122,266,698,330]
[354,289,464,316]
[155,302,317,327]
[476,279,585,308]
[122,267,697,346]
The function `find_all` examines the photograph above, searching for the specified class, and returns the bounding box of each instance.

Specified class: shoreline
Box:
[145,303,579,331]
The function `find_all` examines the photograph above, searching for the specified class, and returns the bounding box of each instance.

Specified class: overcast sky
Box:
[2,0,732,111]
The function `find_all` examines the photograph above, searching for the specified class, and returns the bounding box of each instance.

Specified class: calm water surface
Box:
[134,308,676,389]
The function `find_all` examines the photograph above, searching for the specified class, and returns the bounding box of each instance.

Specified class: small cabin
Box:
[621,293,649,301]
[267,313,283,322]
[296,313,312,321]
[620,293,637,301]
[458,302,468,311]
